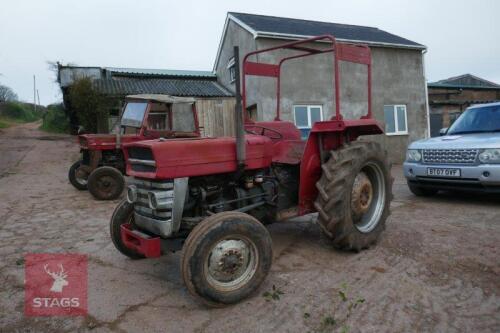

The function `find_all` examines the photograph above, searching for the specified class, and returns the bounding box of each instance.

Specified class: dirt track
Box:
[0,122,499,332]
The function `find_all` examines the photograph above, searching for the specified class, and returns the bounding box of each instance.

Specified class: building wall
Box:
[216,22,428,163]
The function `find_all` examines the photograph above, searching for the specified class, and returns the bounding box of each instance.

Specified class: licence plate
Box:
[427,168,461,177]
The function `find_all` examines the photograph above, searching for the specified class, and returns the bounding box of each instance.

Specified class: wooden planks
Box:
[195,98,236,137]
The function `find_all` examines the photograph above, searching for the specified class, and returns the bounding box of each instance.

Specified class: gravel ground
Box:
[0,122,499,333]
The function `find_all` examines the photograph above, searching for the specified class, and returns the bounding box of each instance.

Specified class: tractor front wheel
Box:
[109,200,145,259]
[181,212,273,307]
[68,160,89,190]
[88,166,125,200]
[314,141,392,251]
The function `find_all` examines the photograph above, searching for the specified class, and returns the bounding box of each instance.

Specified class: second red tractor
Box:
[68,94,200,200]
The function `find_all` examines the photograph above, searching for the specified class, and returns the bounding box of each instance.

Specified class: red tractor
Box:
[110,36,392,306]
[68,94,200,200]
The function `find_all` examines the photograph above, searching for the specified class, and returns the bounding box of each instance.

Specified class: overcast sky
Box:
[0,0,498,105]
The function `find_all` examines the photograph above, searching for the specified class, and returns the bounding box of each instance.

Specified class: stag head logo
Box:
[44,264,68,293]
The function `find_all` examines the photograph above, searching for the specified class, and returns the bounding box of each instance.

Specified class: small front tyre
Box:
[181,212,273,307]
[88,166,125,200]
[109,200,145,259]
[68,160,89,190]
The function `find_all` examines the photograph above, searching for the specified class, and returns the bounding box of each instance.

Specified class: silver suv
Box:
[404,102,500,195]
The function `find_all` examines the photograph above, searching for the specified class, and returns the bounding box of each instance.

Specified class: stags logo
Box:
[44,264,68,292]
[25,253,87,316]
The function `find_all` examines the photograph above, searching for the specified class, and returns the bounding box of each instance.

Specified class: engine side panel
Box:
[124,135,273,179]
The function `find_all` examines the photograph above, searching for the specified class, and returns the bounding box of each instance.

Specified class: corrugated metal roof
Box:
[126,94,196,103]
[429,74,500,89]
[105,67,216,78]
[93,78,233,97]
[229,12,425,49]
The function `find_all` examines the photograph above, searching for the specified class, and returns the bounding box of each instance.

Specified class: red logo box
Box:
[24,253,87,316]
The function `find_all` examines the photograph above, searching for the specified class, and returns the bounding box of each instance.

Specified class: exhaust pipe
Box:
[233,46,246,170]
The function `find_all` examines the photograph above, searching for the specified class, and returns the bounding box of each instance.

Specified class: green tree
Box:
[68,77,110,133]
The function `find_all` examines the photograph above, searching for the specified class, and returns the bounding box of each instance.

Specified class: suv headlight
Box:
[479,149,500,164]
[406,149,422,162]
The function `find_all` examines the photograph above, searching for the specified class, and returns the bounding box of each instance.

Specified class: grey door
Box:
[430,113,443,137]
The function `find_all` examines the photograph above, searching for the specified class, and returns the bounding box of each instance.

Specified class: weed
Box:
[321,315,336,326]
[262,284,284,301]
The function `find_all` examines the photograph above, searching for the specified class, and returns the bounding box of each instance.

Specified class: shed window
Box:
[384,105,408,135]
[293,105,323,140]
[227,57,236,83]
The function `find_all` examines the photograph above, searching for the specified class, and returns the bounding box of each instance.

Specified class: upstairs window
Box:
[227,57,236,83]
[293,105,323,140]
[384,105,408,135]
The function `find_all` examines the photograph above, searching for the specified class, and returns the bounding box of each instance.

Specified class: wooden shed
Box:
[57,65,235,136]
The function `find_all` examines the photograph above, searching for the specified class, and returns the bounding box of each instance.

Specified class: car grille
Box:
[129,178,173,221]
[422,149,479,165]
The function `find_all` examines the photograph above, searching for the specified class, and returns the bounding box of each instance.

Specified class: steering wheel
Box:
[245,125,283,139]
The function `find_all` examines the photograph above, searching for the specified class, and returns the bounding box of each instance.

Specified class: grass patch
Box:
[0,119,10,128]
[40,104,69,134]
[0,115,25,128]
[0,101,42,122]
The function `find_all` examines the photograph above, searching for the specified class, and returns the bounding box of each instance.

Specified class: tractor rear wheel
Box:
[88,166,125,200]
[181,212,272,307]
[314,141,392,251]
[109,200,145,259]
[68,160,89,190]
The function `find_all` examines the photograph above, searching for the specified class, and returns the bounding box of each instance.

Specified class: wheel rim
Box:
[96,176,117,196]
[204,236,258,292]
[75,166,89,186]
[351,162,386,233]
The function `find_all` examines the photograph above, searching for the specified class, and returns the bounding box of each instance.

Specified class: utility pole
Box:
[33,75,37,113]
[37,89,40,106]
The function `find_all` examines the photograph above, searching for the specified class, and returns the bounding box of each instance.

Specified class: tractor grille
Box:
[127,147,156,172]
[128,147,154,160]
[130,178,173,221]
[422,149,479,165]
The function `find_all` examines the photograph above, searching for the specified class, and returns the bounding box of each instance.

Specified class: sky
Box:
[0,0,499,106]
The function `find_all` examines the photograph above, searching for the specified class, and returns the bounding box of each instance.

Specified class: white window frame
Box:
[227,57,236,83]
[384,104,408,136]
[293,105,323,129]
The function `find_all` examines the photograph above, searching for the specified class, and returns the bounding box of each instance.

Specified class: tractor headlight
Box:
[406,149,422,162]
[479,149,500,164]
[126,185,138,203]
[148,191,158,210]
[147,191,173,210]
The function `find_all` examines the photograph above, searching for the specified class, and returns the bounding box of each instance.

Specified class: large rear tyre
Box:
[68,160,89,190]
[88,166,124,200]
[109,200,145,259]
[407,182,438,196]
[181,212,272,307]
[314,141,392,251]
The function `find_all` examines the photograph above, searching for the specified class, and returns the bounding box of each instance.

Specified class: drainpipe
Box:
[233,46,246,170]
[422,49,431,138]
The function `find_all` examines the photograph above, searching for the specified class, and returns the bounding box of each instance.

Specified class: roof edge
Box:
[254,31,427,50]
[428,83,500,90]
[213,13,259,71]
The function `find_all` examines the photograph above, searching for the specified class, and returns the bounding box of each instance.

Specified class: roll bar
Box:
[241,35,372,122]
